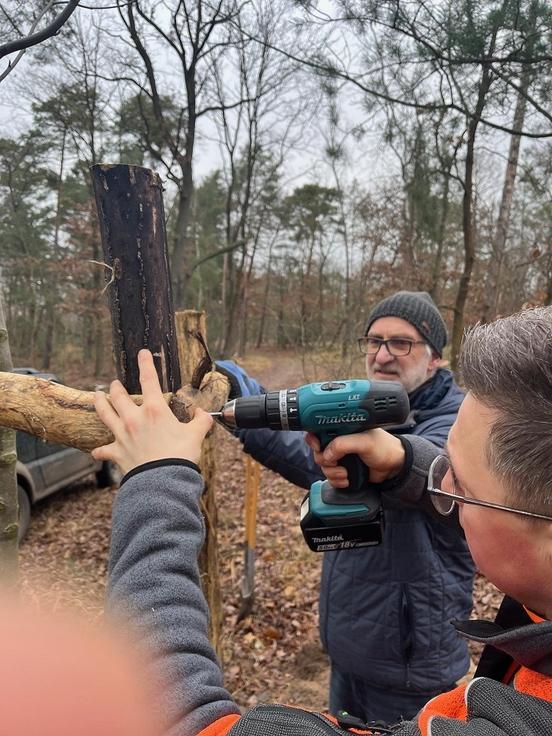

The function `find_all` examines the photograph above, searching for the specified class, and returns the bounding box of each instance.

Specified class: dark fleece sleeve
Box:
[383,434,462,530]
[236,427,323,490]
[106,461,240,736]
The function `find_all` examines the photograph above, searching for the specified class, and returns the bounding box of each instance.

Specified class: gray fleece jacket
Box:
[106,441,552,736]
[106,458,240,736]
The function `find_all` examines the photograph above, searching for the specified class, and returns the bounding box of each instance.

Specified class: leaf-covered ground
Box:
[19,350,503,711]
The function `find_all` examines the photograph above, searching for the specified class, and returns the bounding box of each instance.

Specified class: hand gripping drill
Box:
[212,380,409,552]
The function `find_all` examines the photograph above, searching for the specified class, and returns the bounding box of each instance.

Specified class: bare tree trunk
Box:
[43,128,67,371]
[171,163,194,308]
[43,302,55,371]
[480,67,533,322]
[277,271,286,348]
[120,0,240,311]
[238,274,249,358]
[545,262,552,306]
[450,66,494,370]
[429,166,452,302]
[223,246,245,356]
[256,244,274,349]
[0,294,18,585]
[402,191,417,280]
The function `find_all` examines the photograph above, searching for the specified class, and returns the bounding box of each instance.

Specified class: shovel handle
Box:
[244,455,260,547]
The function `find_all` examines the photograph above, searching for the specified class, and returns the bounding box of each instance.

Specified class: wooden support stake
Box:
[175,310,222,656]
[0,297,18,584]
[91,165,227,655]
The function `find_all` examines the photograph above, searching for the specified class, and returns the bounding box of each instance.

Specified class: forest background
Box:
[3,0,552,380]
[1,0,545,707]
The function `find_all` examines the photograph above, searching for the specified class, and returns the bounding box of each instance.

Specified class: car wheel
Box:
[95,461,122,488]
[17,485,31,543]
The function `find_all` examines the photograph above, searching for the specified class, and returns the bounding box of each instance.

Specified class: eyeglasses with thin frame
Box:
[427,454,552,521]
[357,336,427,357]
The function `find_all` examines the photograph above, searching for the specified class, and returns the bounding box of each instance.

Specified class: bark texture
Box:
[0,371,229,453]
[175,310,223,657]
[91,163,181,394]
[0,309,18,583]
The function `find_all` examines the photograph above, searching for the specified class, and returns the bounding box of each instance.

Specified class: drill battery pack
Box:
[300,480,384,552]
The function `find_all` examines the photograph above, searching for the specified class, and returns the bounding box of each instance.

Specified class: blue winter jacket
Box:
[234,368,475,694]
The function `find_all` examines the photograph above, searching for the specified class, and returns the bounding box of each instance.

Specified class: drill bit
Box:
[209,411,223,418]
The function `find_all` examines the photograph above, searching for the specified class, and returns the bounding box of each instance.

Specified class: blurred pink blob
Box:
[0,600,161,736]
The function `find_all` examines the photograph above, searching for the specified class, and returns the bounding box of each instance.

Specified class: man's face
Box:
[446,393,552,617]
[365,316,440,393]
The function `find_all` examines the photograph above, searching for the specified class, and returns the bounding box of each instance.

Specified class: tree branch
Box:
[230,20,552,138]
[0,0,80,61]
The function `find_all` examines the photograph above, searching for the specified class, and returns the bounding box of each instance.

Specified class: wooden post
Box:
[90,164,181,394]
[175,310,222,655]
[0,295,18,584]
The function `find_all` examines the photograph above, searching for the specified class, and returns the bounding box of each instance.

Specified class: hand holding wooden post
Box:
[92,349,213,475]
[0,164,228,653]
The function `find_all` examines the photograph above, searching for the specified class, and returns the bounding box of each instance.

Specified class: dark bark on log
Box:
[90,163,181,394]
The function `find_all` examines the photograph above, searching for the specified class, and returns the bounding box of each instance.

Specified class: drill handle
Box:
[312,432,383,528]
[318,433,369,496]
[340,453,370,495]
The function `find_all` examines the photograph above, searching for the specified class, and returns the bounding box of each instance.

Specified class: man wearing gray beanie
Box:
[315,290,473,723]
[362,290,448,392]
[216,290,474,726]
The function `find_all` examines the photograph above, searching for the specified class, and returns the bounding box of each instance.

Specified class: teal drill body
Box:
[217,379,410,551]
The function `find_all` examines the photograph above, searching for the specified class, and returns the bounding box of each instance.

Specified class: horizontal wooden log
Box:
[0,372,229,453]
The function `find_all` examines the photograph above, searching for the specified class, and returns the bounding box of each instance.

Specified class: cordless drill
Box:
[213,380,409,552]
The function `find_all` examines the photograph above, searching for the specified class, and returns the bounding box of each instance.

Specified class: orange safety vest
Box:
[198,709,379,736]
[199,609,552,736]
[418,609,552,736]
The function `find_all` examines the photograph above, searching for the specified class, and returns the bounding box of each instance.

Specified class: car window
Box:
[34,439,67,459]
[16,432,38,463]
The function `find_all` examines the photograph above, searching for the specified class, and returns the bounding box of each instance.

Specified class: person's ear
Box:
[428,350,442,372]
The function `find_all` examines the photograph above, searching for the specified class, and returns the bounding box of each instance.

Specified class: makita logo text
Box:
[315,413,366,425]
[312,535,344,543]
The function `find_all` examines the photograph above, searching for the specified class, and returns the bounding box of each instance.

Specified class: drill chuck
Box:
[219,391,301,430]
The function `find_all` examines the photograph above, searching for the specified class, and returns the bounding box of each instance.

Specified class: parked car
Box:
[13,368,120,541]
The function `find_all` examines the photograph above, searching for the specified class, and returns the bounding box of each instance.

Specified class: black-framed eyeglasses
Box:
[357,336,427,357]
[427,454,552,521]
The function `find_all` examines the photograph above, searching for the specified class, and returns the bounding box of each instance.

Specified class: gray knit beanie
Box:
[364,291,447,356]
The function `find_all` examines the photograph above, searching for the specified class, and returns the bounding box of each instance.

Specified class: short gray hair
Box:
[460,306,552,515]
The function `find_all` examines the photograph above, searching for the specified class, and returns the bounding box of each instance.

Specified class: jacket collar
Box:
[453,613,552,676]
[408,368,454,411]
[383,369,462,434]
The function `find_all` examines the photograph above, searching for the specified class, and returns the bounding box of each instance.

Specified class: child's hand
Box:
[92,349,213,475]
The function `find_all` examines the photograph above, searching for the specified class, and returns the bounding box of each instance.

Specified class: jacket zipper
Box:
[400,584,413,688]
